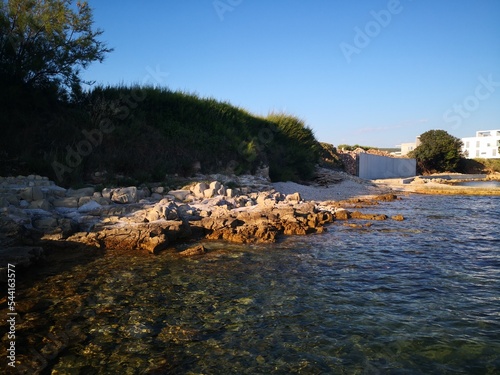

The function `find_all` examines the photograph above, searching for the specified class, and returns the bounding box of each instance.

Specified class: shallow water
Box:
[453,180,500,188]
[2,195,500,374]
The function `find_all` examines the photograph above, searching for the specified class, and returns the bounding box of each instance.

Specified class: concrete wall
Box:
[358,153,416,180]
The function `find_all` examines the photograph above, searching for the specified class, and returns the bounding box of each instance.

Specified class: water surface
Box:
[3,195,500,374]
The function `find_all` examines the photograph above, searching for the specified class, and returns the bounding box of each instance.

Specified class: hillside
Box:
[0,85,320,186]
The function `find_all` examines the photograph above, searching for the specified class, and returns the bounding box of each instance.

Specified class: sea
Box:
[4,194,500,374]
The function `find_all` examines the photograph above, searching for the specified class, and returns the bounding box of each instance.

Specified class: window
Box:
[476,141,480,147]
[476,150,480,157]
[493,149,497,157]
[466,141,470,148]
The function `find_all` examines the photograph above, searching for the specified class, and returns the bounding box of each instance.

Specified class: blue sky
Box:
[81,0,500,148]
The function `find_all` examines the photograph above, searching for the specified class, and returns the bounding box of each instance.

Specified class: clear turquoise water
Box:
[5,195,500,374]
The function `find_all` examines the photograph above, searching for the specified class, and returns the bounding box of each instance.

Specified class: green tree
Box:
[409,129,463,174]
[0,0,112,93]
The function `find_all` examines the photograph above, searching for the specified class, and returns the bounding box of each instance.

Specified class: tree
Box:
[409,129,463,174]
[0,0,112,93]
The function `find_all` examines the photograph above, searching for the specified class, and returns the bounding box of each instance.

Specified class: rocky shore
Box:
[0,170,401,280]
[373,173,500,196]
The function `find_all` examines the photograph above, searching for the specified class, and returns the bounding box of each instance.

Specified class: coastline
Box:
[1,170,499,280]
[372,173,500,196]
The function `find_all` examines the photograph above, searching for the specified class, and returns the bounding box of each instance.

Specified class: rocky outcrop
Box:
[0,175,405,274]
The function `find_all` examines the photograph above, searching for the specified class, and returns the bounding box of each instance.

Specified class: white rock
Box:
[191,182,208,198]
[210,181,221,191]
[102,188,113,199]
[111,187,137,204]
[168,190,191,201]
[203,188,216,198]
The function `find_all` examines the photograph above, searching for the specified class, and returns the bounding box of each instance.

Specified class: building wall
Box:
[461,130,500,159]
[400,142,416,156]
[358,153,416,180]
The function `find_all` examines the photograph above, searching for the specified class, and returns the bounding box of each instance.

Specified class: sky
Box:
[81,0,500,148]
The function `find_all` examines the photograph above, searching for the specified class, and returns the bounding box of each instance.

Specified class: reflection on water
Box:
[2,195,500,374]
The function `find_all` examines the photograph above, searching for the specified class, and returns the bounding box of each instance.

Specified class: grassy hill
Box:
[0,85,320,186]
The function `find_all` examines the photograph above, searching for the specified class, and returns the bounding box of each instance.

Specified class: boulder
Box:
[168,190,191,201]
[191,182,208,198]
[226,188,237,198]
[210,181,222,191]
[111,187,137,204]
[67,220,191,253]
[286,192,302,202]
[334,209,350,220]
[203,188,217,198]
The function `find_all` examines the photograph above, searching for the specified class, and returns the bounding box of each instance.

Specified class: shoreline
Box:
[1,170,499,281]
[372,173,500,196]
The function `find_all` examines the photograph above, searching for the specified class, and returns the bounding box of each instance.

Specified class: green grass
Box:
[0,84,321,186]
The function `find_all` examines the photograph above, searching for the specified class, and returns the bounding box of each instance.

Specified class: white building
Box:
[461,130,500,159]
[400,137,421,156]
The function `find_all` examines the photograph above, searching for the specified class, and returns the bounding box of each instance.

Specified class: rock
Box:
[152,186,165,194]
[52,197,78,208]
[111,187,137,204]
[137,187,151,199]
[350,211,388,221]
[391,215,405,221]
[78,196,92,207]
[67,220,191,253]
[66,187,95,198]
[78,200,102,213]
[179,244,207,257]
[203,188,217,198]
[19,186,44,202]
[168,189,191,201]
[226,188,237,198]
[191,182,207,198]
[150,193,163,200]
[334,209,350,220]
[32,216,58,232]
[286,192,302,202]
[102,188,113,199]
[210,181,221,191]
[29,199,51,210]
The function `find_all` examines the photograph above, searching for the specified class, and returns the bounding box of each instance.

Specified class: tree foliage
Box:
[0,0,112,93]
[409,129,463,174]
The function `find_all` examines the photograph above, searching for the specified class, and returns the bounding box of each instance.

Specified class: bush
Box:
[409,130,463,174]
[1,85,321,185]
